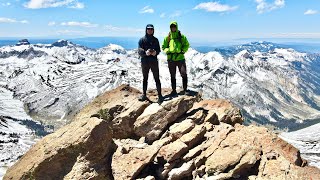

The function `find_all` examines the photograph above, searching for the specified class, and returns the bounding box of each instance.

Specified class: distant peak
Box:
[51,39,74,47]
[16,39,30,46]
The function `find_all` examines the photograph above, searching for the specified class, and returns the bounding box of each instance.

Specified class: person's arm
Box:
[162,36,169,54]
[181,35,190,53]
[155,38,161,56]
[138,38,146,57]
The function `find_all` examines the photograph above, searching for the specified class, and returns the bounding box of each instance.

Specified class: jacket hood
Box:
[170,21,179,32]
[145,24,154,35]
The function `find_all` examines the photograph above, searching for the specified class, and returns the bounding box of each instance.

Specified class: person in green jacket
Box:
[162,21,190,96]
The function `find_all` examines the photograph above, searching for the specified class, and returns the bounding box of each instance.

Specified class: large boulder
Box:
[190,99,244,126]
[134,95,200,142]
[75,84,149,139]
[4,85,320,180]
[4,117,114,180]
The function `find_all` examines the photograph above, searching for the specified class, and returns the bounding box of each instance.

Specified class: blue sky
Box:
[0,0,319,43]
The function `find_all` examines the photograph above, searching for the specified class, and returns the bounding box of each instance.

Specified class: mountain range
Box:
[0,39,319,176]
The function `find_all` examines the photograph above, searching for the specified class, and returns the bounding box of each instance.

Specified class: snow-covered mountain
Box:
[186,42,320,128]
[0,39,320,172]
[280,123,320,169]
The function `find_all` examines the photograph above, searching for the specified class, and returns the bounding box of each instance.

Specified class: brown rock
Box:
[169,119,195,140]
[111,140,161,180]
[4,117,114,180]
[180,125,206,147]
[134,95,199,142]
[4,85,319,180]
[158,141,189,163]
[74,84,150,139]
[194,123,235,167]
[204,124,320,179]
[190,99,243,126]
[168,160,195,180]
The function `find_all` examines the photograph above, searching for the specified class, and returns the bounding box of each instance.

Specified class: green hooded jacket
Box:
[162,21,190,61]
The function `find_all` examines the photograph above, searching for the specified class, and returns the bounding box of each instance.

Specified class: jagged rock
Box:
[169,119,195,140]
[112,141,159,180]
[180,125,206,147]
[4,117,114,180]
[190,99,243,126]
[194,123,235,168]
[168,160,195,180]
[4,85,320,180]
[137,176,156,180]
[158,140,189,163]
[75,84,149,139]
[134,95,199,142]
[204,124,320,179]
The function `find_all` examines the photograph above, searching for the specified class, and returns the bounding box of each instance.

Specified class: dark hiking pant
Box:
[168,60,187,91]
[141,60,162,96]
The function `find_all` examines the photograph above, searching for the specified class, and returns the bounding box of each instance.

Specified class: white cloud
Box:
[139,6,154,14]
[1,2,11,6]
[169,11,182,18]
[69,2,84,9]
[61,21,98,28]
[0,17,28,24]
[20,20,29,24]
[193,2,238,12]
[48,21,56,26]
[304,9,318,15]
[105,25,144,33]
[160,13,166,18]
[57,29,83,35]
[269,32,320,38]
[255,0,285,14]
[24,0,84,9]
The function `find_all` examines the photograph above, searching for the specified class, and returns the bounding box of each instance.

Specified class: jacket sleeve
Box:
[138,38,146,57]
[182,35,190,53]
[162,37,169,54]
[155,38,161,55]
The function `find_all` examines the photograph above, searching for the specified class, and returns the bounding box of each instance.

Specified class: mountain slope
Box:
[1,40,319,130]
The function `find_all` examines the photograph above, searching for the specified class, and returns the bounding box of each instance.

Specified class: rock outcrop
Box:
[4,85,320,180]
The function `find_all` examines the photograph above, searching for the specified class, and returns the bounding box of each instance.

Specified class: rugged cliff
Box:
[4,85,320,180]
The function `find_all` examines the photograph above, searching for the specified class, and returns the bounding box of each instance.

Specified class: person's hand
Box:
[146,49,151,56]
[151,50,157,56]
[163,48,169,54]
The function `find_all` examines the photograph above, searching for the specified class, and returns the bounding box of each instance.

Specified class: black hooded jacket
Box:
[138,25,161,63]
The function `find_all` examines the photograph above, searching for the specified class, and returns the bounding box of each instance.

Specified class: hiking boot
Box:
[158,95,164,104]
[179,90,191,96]
[138,94,147,101]
[169,90,178,97]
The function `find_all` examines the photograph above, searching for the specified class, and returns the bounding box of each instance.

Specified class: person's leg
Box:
[139,62,150,101]
[150,60,162,97]
[177,60,188,91]
[168,61,177,94]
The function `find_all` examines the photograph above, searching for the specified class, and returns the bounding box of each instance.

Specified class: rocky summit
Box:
[4,85,320,180]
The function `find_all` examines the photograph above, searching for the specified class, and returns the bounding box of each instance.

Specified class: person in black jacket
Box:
[138,24,164,103]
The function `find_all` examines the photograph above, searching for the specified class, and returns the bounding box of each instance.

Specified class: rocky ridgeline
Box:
[4,85,320,180]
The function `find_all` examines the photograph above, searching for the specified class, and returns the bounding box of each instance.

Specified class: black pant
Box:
[141,60,162,95]
[168,60,187,91]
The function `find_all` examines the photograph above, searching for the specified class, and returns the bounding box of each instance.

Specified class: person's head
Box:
[146,24,154,35]
[170,21,178,32]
